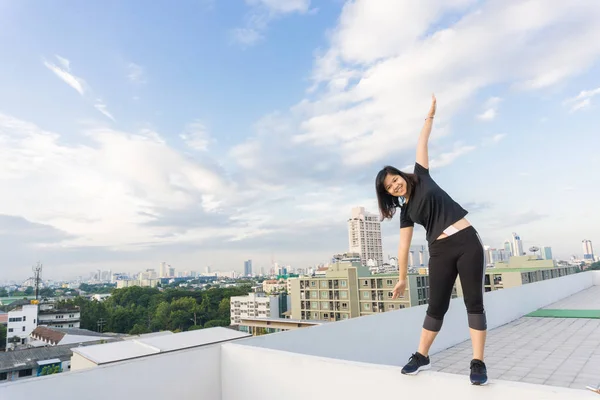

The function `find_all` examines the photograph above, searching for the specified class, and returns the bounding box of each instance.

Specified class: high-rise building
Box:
[512,232,524,256]
[582,240,594,261]
[159,262,167,278]
[205,266,211,274]
[542,246,553,260]
[503,240,513,256]
[348,207,383,266]
[244,260,253,277]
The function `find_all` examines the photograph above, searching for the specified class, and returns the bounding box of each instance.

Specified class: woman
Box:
[375,95,488,386]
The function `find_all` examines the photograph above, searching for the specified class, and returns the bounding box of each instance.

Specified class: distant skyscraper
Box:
[582,240,594,261]
[503,240,513,256]
[512,232,524,256]
[160,262,167,278]
[205,266,211,274]
[348,206,383,266]
[542,246,553,260]
[244,260,253,276]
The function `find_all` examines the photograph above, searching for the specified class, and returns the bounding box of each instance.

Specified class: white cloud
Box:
[0,113,234,250]
[43,55,86,96]
[477,96,502,120]
[93,100,116,122]
[127,62,146,84]
[270,0,600,168]
[564,86,600,112]
[55,55,70,70]
[429,144,476,168]
[245,0,310,14]
[180,121,211,151]
[233,0,312,45]
[231,28,263,46]
[477,108,496,120]
[492,133,506,143]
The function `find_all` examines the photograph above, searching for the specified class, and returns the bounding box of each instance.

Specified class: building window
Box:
[311,291,317,298]
[311,302,318,309]
[321,291,328,298]
[22,326,26,332]
[18,369,33,378]
[0,372,7,381]
[322,302,329,310]
[23,316,26,321]
[310,281,316,287]
[389,304,395,309]
[340,280,347,287]
[363,291,370,299]
[387,292,394,298]
[386,279,393,286]
[340,291,348,299]
[364,303,370,310]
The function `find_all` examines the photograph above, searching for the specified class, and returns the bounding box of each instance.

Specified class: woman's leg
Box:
[419,245,459,356]
[401,245,459,375]
[456,230,487,360]
[456,229,489,384]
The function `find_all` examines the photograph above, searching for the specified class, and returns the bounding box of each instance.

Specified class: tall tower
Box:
[348,207,383,266]
[244,260,253,277]
[512,233,524,256]
[582,240,594,261]
[503,240,513,256]
[159,262,167,278]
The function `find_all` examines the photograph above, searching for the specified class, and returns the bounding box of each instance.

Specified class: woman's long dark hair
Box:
[375,166,418,221]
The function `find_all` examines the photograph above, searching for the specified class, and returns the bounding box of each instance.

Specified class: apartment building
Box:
[455,256,578,296]
[357,274,433,316]
[37,305,81,329]
[230,293,282,325]
[6,305,38,350]
[348,207,383,266]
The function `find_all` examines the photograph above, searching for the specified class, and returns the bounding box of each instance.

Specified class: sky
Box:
[0,0,599,281]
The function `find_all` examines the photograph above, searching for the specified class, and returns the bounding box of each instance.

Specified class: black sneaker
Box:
[470,359,488,385]
[401,352,431,375]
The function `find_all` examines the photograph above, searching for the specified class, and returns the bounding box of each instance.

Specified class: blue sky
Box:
[0,0,599,281]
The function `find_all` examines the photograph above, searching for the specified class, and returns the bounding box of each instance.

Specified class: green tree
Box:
[0,288,8,297]
[24,286,34,296]
[589,261,600,271]
[203,319,229,328]
[0,324,6,350]
[129,323,151,335]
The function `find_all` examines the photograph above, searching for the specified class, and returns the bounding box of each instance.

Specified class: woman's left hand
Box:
[427,94,436,118]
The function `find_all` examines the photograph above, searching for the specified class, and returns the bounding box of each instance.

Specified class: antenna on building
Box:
[32,262,43,301]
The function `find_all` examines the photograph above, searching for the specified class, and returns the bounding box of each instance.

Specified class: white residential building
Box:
[37,305,81,329]
[230,293,280,325]
[6,305,38,350]
[512,232,524,256]
[582,239,594,262]
[348,207,383,266]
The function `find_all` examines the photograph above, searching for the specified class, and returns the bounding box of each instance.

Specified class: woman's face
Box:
[383,173,407,197]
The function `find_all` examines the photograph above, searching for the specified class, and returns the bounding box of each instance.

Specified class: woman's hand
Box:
[392,279,407,299]
[427,94,436,119]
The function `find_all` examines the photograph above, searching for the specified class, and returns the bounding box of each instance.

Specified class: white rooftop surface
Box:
[430,316,600,389]
[542,285,600,309]
[72,339,160,364]
[73,327,250,364]
[58,334,110,345]
[139,327,250,351]
[2,271,599,400]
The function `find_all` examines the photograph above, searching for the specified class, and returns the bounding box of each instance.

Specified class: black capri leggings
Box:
[423,226,487,332]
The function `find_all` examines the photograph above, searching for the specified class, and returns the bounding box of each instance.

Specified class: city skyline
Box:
[1,1,599,280]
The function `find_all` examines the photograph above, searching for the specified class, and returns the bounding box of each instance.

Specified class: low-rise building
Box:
[6,305,38,350]
[230,293,283,325]
[238,317,324,336]
[37,305,81,329]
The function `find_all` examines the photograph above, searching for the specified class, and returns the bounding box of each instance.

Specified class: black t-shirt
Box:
[400,162,468,244]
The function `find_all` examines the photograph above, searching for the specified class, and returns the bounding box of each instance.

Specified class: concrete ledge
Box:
[238,271,597,366]
[221,343,598,400]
